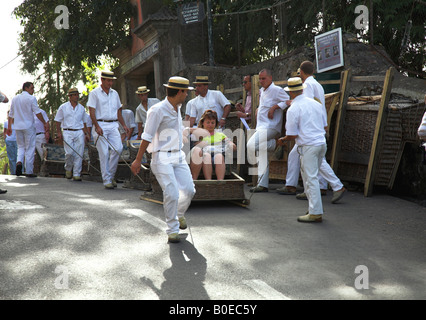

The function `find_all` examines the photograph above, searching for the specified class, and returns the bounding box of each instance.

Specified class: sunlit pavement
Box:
[1,174,426,300]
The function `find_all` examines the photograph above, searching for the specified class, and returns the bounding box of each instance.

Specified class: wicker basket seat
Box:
[37,143,88,177]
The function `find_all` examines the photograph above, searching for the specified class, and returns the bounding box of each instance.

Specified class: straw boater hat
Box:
[100,70,117,80]
[67,87,79,95]
[135,86,150,94]
[284,77,307,92]
[163,76,194,90]
[193,75,211,85]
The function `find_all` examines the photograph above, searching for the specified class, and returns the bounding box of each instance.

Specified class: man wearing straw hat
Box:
[278,77,328,222]
[130,76,196,243]
[189,75,231,128]
[54,87,90,181]
[279,61,346,203]
[88,70,130,189]
[134,86,160,140]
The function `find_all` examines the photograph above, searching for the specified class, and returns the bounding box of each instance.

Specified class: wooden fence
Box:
[210,67,426,196]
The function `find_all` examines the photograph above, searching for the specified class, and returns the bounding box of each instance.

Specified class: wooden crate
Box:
[36,143,90,177]
[141,170,249,206]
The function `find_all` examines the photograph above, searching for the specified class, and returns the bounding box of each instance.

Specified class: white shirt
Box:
[256,82,289,132]
[286,94,327,146]
[304,76,326,108]
[34,109,49,133]
[54,102,86,129]
[189,90,230,124]
[3,121,16,141]
[121,109,137,135]
[418,111,426,139]
[9,91,42,130]
[87,86,122,121]
[185,97,197,116]
[142,98,184,152]
[135,98,160,126]
[84,112,92,127]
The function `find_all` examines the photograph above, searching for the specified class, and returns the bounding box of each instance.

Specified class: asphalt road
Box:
[1,174,425,301]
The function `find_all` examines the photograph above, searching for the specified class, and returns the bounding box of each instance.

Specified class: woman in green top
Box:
[190,110,236,180]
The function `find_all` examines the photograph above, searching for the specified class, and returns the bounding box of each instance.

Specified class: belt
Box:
[63,128,81,131]
[158,150,180,153]
[36,132,44,135]
[97,119,117,122]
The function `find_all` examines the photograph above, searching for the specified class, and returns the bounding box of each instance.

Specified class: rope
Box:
[100,135,148,185]
[212,0,291,17]
[62,138,103,175]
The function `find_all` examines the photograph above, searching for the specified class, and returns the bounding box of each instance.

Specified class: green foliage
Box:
[371,0,425,75]
[13,0,135,113]
[208,0,425,76]
[81,56,119,98]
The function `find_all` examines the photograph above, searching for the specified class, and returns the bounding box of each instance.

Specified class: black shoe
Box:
[26,173,37,178]
[0,189,7,194]
[16,162,22,176]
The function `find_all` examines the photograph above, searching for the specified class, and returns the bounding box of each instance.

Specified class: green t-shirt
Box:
[201,131,227,154]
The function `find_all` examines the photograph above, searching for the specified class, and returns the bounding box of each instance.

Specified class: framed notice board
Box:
[315,27,344,73]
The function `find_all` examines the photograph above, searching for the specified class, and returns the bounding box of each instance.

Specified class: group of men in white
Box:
[2,71,160,190]
[127,60,349,242]
[2,60,348,242]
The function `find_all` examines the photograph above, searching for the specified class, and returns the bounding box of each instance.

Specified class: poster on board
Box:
[314,27,344,73]
[178,1,205,25]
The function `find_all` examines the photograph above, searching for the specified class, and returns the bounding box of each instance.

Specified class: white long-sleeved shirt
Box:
[142,98,184,152]
[256,82,289,132]
[303,76,326,108]
[9,91,42,130]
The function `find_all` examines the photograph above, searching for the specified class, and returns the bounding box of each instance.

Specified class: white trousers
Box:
[63,130,85,177]
[92,123,123,185]
[151,151,195,235]
[15,127,36,174]
[35,133,47,159]
[299,144,327,215]
[286,144,343,191]
[247,128,280,188]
